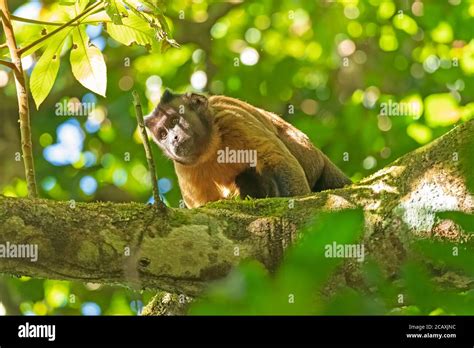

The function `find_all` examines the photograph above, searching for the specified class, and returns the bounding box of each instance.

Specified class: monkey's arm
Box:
[260,161,311,197]
[236,160,310,198]
[312,156,352,191]
[215,111,312,199]
[235,139,311,199]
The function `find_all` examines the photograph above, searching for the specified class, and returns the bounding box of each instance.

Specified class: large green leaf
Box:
[19,23,67,57]
[105,0,128,25]
[70,26,107,96]
[30,29,71,109]
[19,0,90,57]
[123,0,180,51]
[63,0,89,18]
[105,11,156,47]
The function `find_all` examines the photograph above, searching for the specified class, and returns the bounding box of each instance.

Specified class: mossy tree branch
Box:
[0,120,472,297]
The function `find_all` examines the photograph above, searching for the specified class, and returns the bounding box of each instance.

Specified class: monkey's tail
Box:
[312,157,352,192]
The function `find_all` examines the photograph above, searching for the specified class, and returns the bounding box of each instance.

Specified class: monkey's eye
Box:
[159,130,167,141]
[170,117,179,126]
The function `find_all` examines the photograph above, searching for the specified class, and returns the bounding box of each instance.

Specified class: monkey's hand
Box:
[260,163,311,197]
[236,159,311,199]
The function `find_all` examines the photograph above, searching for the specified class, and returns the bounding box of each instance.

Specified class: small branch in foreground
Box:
[132,90,167,212]
[0,59,15,69]
[10,9,112,27]
[10,14,65,26]
[0,0,38,198]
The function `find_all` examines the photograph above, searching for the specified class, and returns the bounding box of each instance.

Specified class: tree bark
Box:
[0,121,472,298]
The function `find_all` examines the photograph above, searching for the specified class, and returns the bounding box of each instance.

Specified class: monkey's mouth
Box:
[171,141,199,164]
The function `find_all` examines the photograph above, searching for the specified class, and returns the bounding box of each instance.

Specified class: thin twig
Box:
[0,59,14,69]
[11,14,65,26]
[132,90,167,212]
[0,0,38,198]
[18,1,104,56]
[10,8,111,27]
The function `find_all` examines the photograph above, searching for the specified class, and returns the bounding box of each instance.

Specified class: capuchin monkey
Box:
[145,89,351,208]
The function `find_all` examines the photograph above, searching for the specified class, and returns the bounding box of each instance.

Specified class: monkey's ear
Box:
[188,93,208,109]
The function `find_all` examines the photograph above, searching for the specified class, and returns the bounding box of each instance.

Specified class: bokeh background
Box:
[0,0,473,315]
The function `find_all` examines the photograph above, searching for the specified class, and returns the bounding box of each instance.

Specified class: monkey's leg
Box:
[261,164,311,197]
[235,168,276,198]
[236,164,311,198]
[312,157,352,192]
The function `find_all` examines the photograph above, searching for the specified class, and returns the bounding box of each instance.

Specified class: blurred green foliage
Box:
[0,0,473,315]
[190,210,474,315]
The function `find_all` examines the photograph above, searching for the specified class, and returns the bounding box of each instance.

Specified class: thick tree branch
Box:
[0,120,472,296]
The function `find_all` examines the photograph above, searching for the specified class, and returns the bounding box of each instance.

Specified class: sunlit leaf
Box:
[437,212,474,233]
[30,30,71,109]
[105,11,156,47]
[122,0,179,50]
[82,11,112,24]
[105,0,128,25]
[19,24,66,57]
[70,26,107,96]
[63,0,90,18]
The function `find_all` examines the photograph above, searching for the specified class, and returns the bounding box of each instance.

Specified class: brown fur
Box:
[145,91,351,208]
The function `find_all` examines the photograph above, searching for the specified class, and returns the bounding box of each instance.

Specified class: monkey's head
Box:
[145,89,213,165]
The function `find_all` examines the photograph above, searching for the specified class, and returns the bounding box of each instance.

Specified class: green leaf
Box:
[120,0,180,50]
[30,30,71,109]
[105,11,156,46]
[59,0,76,5]
[20,25,64,57]
[70,26,107,96]
[160,37,180,53]
[437,211,474,233]
[82,11,112,24]
[105,0,128,25]
[125,0,154,14]
[63,0,89,18]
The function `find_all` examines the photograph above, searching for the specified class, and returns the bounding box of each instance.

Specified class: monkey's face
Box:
[145,89,213,165]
